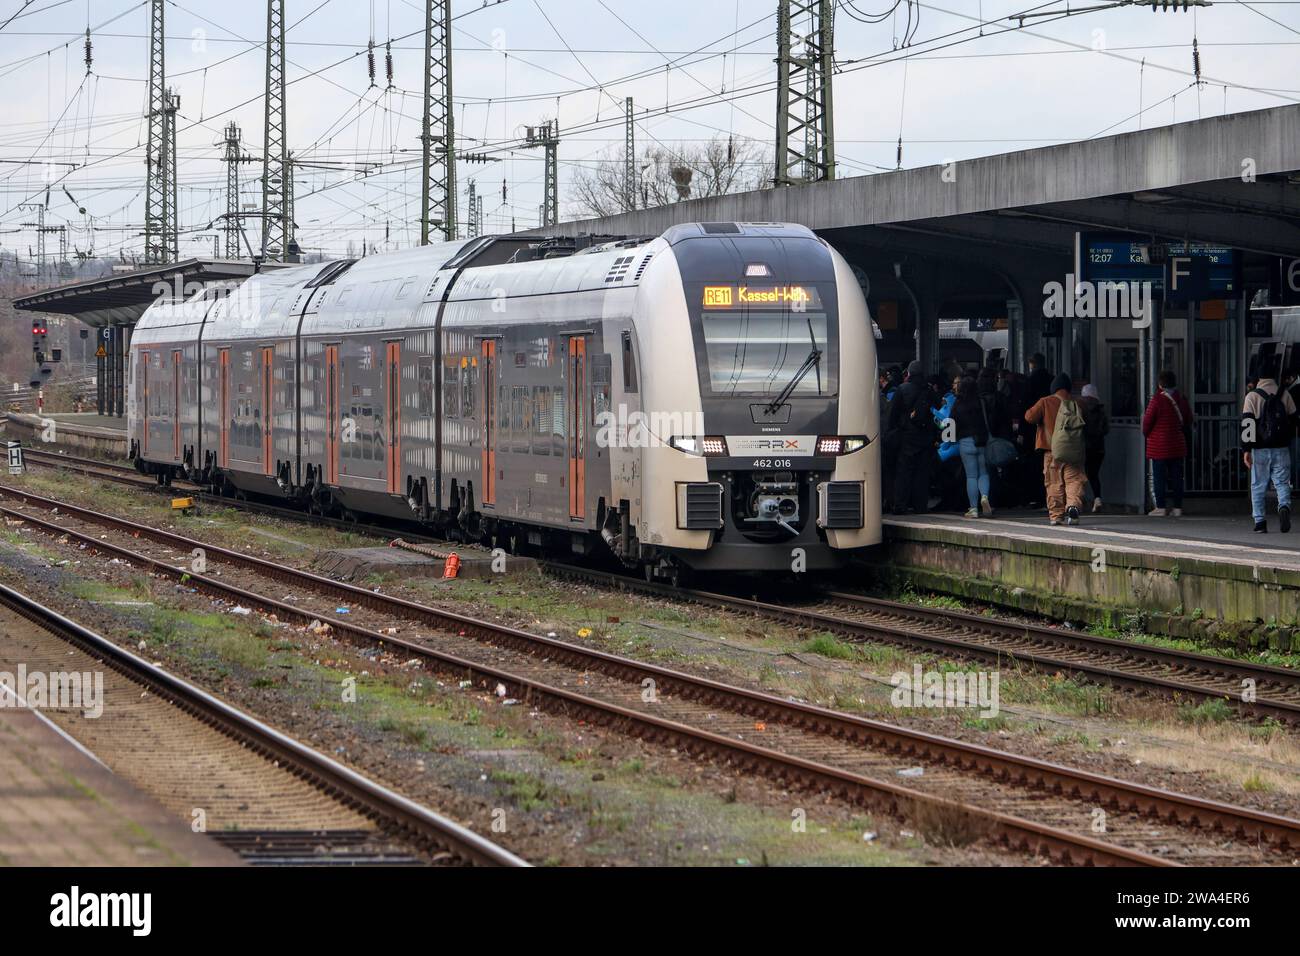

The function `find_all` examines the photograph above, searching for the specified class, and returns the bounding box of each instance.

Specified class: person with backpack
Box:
[1080,383,1110,513]
[1024,373,1087,526]
[1141,369,1194,517]
[1242,369,1297,533]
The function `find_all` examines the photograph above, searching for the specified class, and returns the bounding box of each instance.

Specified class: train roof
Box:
[131,224,821,343]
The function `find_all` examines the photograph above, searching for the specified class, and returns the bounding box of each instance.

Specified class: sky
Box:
[0,0,1297,264]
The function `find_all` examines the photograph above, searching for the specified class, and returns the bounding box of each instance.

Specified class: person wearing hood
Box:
[887,359,939,514]
[1141,369,1193,517]
[1079,383,1110,513]
[1024,373,1087,525]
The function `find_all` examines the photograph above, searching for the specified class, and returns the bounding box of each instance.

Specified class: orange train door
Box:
[172,350,182,461]
[218,349,230,469]
[480,339,496,506]
[140,351,150,456]
[385,341,401,494]
[325,345,340,485]
[261,346,274,476]
[568,336,585,520]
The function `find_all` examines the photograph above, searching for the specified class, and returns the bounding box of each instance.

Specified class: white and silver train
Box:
[128,222,881,577]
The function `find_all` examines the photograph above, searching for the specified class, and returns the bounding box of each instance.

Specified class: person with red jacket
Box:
[1141,368,1194,516]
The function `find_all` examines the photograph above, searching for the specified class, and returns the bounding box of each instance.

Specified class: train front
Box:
[633,222,881,576]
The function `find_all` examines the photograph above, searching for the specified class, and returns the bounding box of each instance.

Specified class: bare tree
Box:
[568,135,772,219]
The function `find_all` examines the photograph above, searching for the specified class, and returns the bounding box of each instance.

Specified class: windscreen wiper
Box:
[765,316,822,414]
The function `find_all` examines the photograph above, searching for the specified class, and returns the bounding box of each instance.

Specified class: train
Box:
[127,222,881,579]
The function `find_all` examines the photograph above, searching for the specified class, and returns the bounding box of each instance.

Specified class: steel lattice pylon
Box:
[775,0,836,186]
[143,0,176,264]
[465,180,479,239]
[261,0,290,260]
[420,0,455,244]
[527,120,559,228]
[222,122,243,259]
[624,97,636,211]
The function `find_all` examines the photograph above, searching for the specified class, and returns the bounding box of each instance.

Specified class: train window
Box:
[510,386,527,453]
[418,359,434,416]
[498,382,509,438]
[552,385,565,456]
[284,364,295,411]
[621,332,638,392]
[443,362,460,418]
[462,362,476,418]
[532,386,551,456]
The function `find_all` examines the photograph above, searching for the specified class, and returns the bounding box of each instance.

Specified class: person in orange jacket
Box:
[1024,373,1087,525]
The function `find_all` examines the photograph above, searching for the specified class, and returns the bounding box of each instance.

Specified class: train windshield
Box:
[696,284,838,397]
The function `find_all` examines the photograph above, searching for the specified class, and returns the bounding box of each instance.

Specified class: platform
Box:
[1,411,128,458]
[0,706,240,866]
[45,412,128,432]
[873,509,1300,650]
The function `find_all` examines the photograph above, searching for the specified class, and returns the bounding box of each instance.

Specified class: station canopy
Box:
[12,258,288,328]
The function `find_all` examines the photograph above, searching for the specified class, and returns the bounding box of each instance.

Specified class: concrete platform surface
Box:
[0,706,240,866]
[46,412,127,432]
[888,509,1300,572]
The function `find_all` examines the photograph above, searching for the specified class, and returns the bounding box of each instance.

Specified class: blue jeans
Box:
[958,436,989,510]
[1250,446,1292,522]
[1151,458,1184,508]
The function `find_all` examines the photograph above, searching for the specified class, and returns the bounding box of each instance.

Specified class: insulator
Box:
[385,41,393,88]
[84,30,92,74]
[1192,37,1201,83]
[367,40,375,87]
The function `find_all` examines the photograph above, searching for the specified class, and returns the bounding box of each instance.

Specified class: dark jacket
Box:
[888,379,938,447]
[950,394,990,446]
[1141,387,1193,460]
[1027,367,1053,403]
[1080,396,1109,452]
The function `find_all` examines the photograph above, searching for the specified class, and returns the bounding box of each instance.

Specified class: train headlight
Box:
[670,436,728,457]
[816,435,868,455]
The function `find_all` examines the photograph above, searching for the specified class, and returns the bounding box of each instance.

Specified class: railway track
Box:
[19,447,1300,725]
[0,576,525,867]
[0,482,1296,866]
[544,566,1300,726]
[17,446,443,546]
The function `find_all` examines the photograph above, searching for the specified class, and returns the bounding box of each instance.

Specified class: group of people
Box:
[880,350,1299,531]
[880,353,1111,525]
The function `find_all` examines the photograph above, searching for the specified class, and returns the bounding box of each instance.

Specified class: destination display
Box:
[701,284,823,309]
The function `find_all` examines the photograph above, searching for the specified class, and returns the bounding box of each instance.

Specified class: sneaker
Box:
[1148,507,1167,517]
[1255,521,1268,533]
[964,508,979,519]
[1066,506,1080,526]
[1092,498,1103,514]
[1171,507,1183,517]
[1282,506,1292,533]
[980,495,993,517]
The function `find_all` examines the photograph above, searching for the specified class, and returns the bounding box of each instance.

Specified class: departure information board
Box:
[1081,236,1237,298]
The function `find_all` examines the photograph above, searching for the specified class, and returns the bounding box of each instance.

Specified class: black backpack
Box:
[1253,388,1293,447]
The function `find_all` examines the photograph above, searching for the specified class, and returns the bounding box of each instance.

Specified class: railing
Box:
[1187,414,1250,494]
